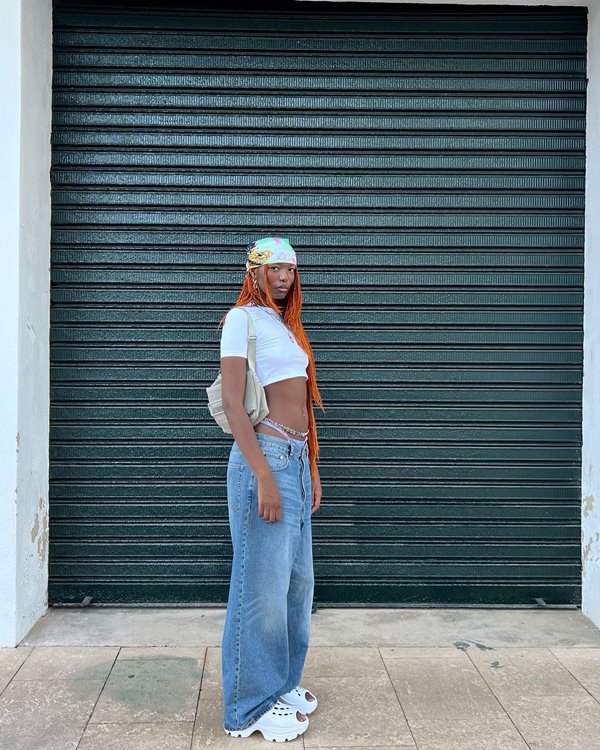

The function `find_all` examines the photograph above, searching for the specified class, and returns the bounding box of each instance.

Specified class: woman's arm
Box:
[220,356,282,523]
[311,463,322,514]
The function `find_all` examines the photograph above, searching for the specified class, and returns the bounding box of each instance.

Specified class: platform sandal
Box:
[224,699,308,742]
[279,686,318,714]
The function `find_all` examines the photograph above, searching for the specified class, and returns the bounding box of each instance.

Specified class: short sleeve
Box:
[220,307,250,358]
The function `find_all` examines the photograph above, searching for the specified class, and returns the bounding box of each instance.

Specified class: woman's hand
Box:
[257,473,282,523]
[311,467,322,514]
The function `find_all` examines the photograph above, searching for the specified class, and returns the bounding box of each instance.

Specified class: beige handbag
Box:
[206,308,269,434]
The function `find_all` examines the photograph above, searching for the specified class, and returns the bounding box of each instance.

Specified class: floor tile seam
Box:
[0,647,36,701]
[465,648,533,750]
[189,646,209,750]
[74,646,122,750]
[376,647,419,750]
[546,646,600,706]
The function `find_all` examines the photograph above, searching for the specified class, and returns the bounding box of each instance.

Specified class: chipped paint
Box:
[37,514,48,560]
[30,512,39,543]
[583,494,596,518]
[582,537,594,564]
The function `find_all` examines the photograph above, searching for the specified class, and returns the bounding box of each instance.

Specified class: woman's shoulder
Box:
[224,305,248,319]
[224,305,266,323]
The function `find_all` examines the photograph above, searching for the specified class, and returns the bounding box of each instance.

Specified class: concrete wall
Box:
[582,2,600,628]
[0,0,598,646]
[0,0,52,647]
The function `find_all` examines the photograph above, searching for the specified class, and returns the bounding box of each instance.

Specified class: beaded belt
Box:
[261,417,308,440]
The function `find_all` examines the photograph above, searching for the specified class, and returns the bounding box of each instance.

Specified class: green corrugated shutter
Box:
[50,0,586,606]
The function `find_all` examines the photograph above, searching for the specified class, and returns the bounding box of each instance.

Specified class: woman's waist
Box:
[257,405,308,435]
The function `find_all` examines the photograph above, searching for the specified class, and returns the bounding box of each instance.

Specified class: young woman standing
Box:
[218,237,323,742]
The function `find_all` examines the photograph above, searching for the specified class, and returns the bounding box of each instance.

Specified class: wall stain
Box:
[37,514,48,560]
[30,513,40,543]
[583,494,596,519]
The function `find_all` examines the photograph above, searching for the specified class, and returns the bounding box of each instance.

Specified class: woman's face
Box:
[256,263,296,301]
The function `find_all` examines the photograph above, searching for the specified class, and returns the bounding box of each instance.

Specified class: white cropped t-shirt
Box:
[220,305,309,387]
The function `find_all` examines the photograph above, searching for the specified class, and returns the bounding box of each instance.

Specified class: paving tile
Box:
[91,647,205,723]
[302,647,387,678]
[203,647,221,685]
[468,647,587,699]
[78,721,194,750]
[0,647,32,693]
[550,647,600,701]
[192,677,271,748]
[501,694,600,750]
[303,675,414,747]
[13,646,118,681]
[408,716,529,750]
[380,647,469,660]
[0,678,104,750]
[386,657,505,722]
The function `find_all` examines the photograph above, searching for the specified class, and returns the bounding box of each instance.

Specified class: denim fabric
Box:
[221,433,314,732]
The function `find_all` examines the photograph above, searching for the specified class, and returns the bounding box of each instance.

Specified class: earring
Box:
[252,275,258,289]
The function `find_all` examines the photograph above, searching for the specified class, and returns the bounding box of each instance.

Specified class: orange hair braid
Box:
[220,267,324,478]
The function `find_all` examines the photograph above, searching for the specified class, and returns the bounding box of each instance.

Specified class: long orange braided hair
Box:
[221,265,324,479]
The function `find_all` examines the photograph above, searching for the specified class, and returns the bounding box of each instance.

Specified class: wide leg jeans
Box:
[221,433,314,732]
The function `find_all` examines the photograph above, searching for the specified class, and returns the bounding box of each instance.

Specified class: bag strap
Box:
[240,308,258,371]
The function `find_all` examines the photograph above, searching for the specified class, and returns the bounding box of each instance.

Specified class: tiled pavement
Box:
[1,610,600,749]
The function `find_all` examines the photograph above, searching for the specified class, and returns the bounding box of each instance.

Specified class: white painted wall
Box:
[582,2,600,628]
[0,0,22,650]
[0,0,52,647]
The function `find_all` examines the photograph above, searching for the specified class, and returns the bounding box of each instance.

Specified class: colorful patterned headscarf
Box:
[245,236,297,271]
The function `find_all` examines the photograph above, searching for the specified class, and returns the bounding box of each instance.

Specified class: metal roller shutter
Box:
[50,0,586,606]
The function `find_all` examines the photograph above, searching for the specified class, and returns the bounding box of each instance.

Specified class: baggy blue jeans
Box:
[221,433,314,732]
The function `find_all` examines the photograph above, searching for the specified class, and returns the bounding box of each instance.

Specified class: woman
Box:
[219,236,324,742]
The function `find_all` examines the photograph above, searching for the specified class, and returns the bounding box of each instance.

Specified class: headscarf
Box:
[246,236,297,270]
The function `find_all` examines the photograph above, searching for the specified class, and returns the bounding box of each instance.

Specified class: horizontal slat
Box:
[51,190,586,211]
[50,231,585,249]
[49,329,585,347]
[51,173,587,191]
[49,423,583,443]
[49,367,584,386]
[49,483,582,501]
[54,51,586,74]
[52,148,586,166]
[52,8,587,33]
[49,540,579,560]
[50,308,584,326]
[47,581,580,606]
[48,502,580,521]
[48,444,581,461]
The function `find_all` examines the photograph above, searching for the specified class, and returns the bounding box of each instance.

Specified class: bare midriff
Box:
[254,376,309,439]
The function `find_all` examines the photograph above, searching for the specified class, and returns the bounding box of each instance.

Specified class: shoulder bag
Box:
[206,308,269,434]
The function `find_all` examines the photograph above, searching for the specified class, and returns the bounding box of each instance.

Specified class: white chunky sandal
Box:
[224,699,308,742]
[279,686,318,714]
